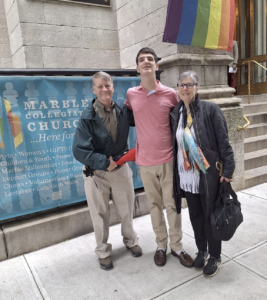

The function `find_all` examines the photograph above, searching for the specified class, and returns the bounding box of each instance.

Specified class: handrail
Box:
[237,115,250,131]
[242,60,267,104]
[244,60,267,71]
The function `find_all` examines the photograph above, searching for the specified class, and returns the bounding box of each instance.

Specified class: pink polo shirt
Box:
[125,81,179,166]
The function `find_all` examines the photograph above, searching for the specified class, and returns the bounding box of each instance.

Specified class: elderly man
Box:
[73,72,142,270]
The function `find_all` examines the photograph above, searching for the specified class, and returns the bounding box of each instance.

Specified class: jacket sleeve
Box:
[210,104,235,179]
[72,118,110,170]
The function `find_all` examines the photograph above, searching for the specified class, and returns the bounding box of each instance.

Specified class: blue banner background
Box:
[0,76,142,221]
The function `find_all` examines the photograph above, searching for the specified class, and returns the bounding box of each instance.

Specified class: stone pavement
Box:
[1,183,267,300]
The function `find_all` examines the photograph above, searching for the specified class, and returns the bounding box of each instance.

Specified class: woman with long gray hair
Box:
[170,70,235,277]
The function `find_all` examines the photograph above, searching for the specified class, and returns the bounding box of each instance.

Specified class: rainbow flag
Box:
[3,98,23,148]
[163,0,235,52]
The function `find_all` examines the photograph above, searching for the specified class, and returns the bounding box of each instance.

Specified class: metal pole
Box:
[248,62,251,104]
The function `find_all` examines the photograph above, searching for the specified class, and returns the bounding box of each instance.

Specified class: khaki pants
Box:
[83,163,138,258]
[139,161,183,251]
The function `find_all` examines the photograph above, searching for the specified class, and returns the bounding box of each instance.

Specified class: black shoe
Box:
[194,251,209,270]
[203,256,221,277]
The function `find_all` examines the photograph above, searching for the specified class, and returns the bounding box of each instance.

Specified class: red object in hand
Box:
[116,149,136,165]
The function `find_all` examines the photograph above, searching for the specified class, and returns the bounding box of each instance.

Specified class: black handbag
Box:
[210,181,243,241]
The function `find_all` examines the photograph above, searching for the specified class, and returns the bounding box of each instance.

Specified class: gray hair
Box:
[92,71,113,86]
[178,71,199,86]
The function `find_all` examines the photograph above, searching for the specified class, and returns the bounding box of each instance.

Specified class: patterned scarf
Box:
[181,105,210,174]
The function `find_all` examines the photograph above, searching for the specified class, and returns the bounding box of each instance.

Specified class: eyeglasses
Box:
[177,83,197,89]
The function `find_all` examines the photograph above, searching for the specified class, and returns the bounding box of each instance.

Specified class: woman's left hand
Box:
[220,176,231,183]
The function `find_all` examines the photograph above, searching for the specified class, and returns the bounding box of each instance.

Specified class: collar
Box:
[188,94,200,118]
[137,80,162,93]
[94,98,115,112]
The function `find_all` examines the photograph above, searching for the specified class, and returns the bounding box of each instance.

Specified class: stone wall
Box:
[0,0,12,68]
[221,104,245,191]
[4,0,120,68]
[116,0,177,68]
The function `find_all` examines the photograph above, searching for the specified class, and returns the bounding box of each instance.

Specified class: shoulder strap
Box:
[221,181,241,209]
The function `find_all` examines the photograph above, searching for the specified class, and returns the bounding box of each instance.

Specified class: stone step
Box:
[244,149,267,171]
[245,112,267,125]
[244,134,267,153]
[244,123,267,138]
[241,94,267,104]
[242,102,267,114]
[245,165,267,188]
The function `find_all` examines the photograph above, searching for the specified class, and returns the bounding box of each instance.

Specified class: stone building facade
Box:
[0,0,245,190]
[0,0,12,68]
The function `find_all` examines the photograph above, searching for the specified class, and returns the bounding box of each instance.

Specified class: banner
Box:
[0,76,142,221]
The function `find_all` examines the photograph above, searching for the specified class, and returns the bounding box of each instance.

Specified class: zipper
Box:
[170,111,180,200]
[190,101,209,199]
[216,207,225,223]
[170,111,179,141]
[170,111,178,122]
[115,105,122,146]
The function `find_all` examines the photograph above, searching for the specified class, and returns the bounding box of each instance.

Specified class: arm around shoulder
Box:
[124,92,132,110]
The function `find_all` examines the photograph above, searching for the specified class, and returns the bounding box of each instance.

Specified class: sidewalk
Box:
[1,183,267,300]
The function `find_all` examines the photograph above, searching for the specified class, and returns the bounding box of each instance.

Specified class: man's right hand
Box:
[107,156,117,172]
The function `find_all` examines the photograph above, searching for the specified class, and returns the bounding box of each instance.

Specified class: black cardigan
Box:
[170,95,235,215]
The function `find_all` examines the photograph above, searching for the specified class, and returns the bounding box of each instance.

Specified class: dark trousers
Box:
[183,191,221,259]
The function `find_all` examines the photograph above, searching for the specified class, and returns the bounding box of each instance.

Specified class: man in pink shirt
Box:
[125,47,193,267]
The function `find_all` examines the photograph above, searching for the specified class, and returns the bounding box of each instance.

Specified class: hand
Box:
[220,176,231,183]
[233,64,237,71]
[107,156,117,172]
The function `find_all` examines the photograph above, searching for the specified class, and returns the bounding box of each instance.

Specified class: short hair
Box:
[92,71,113,86]
[136,47,158,65]
[178,71,199,86]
